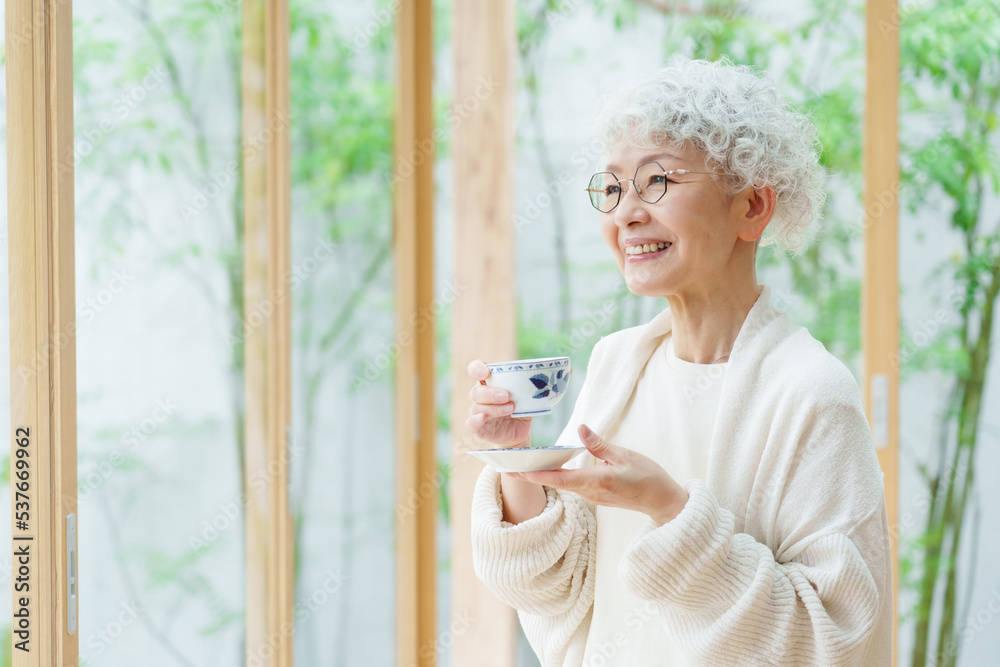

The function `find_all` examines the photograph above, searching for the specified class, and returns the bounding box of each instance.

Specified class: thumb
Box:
[579,424,618,463]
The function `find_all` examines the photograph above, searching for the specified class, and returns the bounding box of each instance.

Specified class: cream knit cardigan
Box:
[471,285,893,666]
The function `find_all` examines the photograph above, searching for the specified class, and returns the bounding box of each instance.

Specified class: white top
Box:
[584,332,727,665]
[471,285,892,666]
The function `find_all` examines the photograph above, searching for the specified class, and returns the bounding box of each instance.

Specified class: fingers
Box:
[467,359,490,382]
[468,401,515,419]
[519,467,585,489]
[579,424,618,463]
[464,408,520,433]
[469,383,510,405]
[464,412,485,432]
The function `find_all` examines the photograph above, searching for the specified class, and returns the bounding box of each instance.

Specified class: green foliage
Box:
[436,458,452,523]
[139,546,242,638]
[892,1,1000,664]
[0,625,8,667]
[142,545,213,589]
[291,1,394,239]
[0,625,10,667]
[516,305,566,361]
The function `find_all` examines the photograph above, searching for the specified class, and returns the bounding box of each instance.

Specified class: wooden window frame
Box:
[863,0,900,660]
[241,0,294,665]
[448,1,518,665]
[6,1,78,665]
[394,1,438,666]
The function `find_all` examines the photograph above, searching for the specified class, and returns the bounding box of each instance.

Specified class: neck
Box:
[664,272,763,365]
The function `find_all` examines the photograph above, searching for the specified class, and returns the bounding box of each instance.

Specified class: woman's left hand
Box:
[512,424,689,525]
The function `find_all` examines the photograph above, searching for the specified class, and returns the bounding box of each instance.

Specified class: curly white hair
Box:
[592,57,826,253]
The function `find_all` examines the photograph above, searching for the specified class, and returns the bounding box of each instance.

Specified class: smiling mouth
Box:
[624,242,671,257]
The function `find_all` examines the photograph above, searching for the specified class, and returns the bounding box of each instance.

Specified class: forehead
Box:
[604,142,700,172]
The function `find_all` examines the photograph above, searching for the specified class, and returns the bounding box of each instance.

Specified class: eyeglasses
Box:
[585,161,731,213]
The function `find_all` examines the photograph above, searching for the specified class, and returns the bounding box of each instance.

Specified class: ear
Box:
[734,184,776,243]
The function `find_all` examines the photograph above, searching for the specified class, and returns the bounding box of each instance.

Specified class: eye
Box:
[605,184,621,196]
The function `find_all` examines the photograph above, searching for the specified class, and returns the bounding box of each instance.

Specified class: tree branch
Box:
[318,247,391,350]
[116,0,213,174]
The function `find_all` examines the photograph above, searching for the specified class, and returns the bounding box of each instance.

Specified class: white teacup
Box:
[485,356,571,417]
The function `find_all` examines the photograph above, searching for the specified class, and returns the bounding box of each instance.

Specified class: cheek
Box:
[600,219,622,264]
[673,192,724,244]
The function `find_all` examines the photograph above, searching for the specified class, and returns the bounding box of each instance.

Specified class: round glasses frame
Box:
[585,161,733,213]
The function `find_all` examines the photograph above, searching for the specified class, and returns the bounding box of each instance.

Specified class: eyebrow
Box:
[604,153,685,173]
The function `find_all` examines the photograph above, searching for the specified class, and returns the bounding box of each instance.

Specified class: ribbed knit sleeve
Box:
[618,480,884,665]
[471,466,597,664]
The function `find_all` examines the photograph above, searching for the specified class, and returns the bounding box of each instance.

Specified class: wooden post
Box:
[394,1,438,666]
[6,0,78,665]
[863,0,899,660]
[450,1,518,665]
[242,0,293,664]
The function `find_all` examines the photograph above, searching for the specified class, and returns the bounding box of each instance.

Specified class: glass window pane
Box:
[72,3,245,664]
[290,1,396,664]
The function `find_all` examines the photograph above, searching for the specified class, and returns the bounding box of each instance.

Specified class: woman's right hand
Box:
[465,359,532,447]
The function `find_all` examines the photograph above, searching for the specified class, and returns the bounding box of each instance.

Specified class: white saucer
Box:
[467,445,587,473]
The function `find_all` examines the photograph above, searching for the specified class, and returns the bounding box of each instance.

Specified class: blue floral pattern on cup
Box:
[529,369,566,399]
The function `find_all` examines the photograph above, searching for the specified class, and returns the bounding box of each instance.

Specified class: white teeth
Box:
[625,242,670,255]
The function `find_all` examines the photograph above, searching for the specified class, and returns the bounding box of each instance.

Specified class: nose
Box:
[613,179,650,229]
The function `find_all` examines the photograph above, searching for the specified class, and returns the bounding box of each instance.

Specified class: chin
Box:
[624,276,671,298]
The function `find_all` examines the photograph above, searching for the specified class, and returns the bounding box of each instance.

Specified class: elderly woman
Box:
[465,59,892,666]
